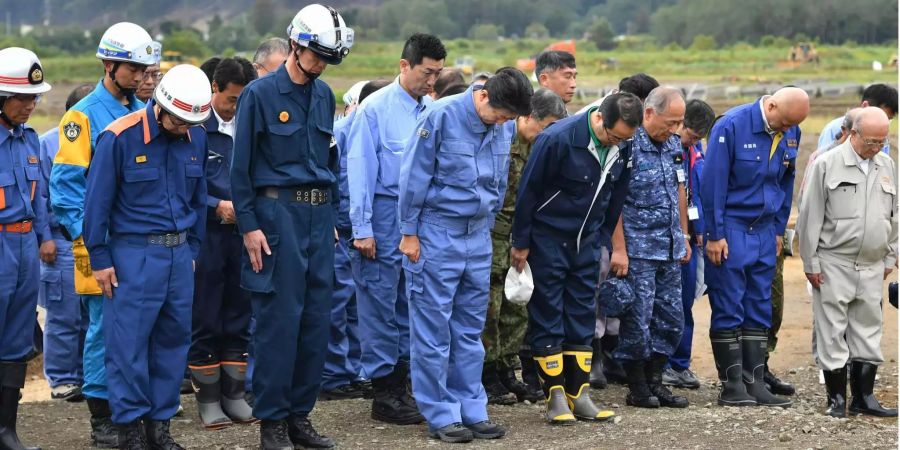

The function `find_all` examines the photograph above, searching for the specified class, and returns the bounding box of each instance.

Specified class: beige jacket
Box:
[798,140,898,273]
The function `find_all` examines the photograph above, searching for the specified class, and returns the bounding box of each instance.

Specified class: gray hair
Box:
[851,106,890,133]
[253,38,290,65]
[644,86,685,113]
[530,88,567,121]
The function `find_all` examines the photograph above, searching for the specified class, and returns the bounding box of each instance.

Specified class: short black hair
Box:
[484,67,533,117]
[439,83,468,98]
[66,84,95,111]
[618,73,659,101]
[434,68,465,99]
[535,50,576,77]
[683,99,715,137]
[861,83,898,116]
[530,88,567,121]
[599,92,642,129]
[359,79,391,104]
[200,57,222,84]
[401,33,447,67]
[213,57,257,91]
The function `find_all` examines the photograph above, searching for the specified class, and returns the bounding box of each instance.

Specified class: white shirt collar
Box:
[213,107,234,138]
[759,96,775,136]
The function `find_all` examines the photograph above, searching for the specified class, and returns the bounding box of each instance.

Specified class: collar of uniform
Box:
[634,125,678,153]
[205,107,221,133]
[392,78,427,114]
[755,96,776,135]
[839,139,884,168]
[571,110,592,148]
[95,78,140,113]
[273,64,326,100]
[464,84,488,134]
[142,100,193,144]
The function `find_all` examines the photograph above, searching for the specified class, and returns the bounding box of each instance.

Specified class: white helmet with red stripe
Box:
[0,47,52,96]
[153,64,211,125]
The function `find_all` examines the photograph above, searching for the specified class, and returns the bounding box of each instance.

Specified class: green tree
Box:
[468,24,503,41]
[524,22,549,39]
[163,29,210,58]
[252,0,276,36]
[588,17,616,50]
[689,34,717,51]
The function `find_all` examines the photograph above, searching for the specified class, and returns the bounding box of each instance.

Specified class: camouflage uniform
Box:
[613,127,686,362]
[768,245,786,353]
[483,134,531,369]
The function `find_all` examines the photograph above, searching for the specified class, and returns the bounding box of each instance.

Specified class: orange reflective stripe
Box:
[0,187,6,209]
[30,181,36,201]
[187,363,221,370]
[105,109,148,140]
[220,361,248,367]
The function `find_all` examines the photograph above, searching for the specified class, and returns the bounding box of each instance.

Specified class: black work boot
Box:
[848,361,898,417]
[622,360,659,408]
[143,420,183,450]
[646,353,688,408]
[220,361,256,423]
[562,346,614,421]
[370,368,424,425]
[318,382,366,401]
[259,419,292,450]
[498,366,541,403]
[741,328,790,408]
[589,338,607,389]
[287,415,334,449]
[392,361,420,411]
[763,356,795,396]
[188,363,232,429]
[533,348,575,425]
[0,362,40,450]
[116,420,147,450]
[86,397,119,448]
[482,363,516,405]
[600,335,627,384]
[710,329,756,407]
[822,367,847,418]
[519,349,542,394]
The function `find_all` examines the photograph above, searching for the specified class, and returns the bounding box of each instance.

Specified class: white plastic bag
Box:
[504,263,534,305]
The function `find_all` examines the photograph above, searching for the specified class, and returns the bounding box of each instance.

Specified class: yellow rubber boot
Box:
[534,352,576,425]
[563,347,615,421]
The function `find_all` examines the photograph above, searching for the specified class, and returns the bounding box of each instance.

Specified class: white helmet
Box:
[96,22,161,66]
[153,65,212,125]
[0,47,51,96]
[343,80,368,106]
[287,4,354,65]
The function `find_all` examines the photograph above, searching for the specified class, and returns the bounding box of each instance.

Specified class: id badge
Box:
[688,206,700,220]
[676,169,686,183]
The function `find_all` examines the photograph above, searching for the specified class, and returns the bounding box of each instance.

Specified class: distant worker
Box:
[535,50,577,104]
[251,38,290,77]
[432,68,465,100]
[818,84,896,153]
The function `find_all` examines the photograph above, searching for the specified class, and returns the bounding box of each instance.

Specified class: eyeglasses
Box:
[164,112,199,129]
[604,127,628,144]
[855,131,890,149]
[143,70,162,82]
[10,94,42,104]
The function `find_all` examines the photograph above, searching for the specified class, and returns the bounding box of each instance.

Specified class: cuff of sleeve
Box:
[885,255,897,268]
[88,249,113,271]
[804,258,821,274]
[705,228,725,241]
[67,220,83,241]
[236,213,259,235]
[353,223,374,239]
[399,221,418,236]
[207,196,221,209]
[511,235,530,249]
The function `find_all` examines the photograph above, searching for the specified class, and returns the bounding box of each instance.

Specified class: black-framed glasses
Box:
[604,127,628,144]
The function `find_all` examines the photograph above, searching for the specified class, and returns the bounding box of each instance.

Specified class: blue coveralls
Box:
[346,80,429,380]
[83,103,207,423]
[322,110,362,391]
[38,129,87,387]
[398,86,513,431]
[700,99,799,331]
[670,141,705,371]
[512,112,631,353]
[0,122,50,362]
[230,65,338,420]
[613,127,686,362]
[189,111,250,365]
[50,80,144,400]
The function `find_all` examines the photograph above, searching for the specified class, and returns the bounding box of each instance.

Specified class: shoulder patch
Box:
[417,128,430,139]
[63,121,82,142]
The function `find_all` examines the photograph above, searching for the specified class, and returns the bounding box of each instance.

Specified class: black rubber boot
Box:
[497,366,541,403]
[763,356,795,396]
[622,360,659,408]
[482,363,516,405]
[188,363,232,429]
[600,335,627,384]
[533,348,575,425]
[741,328,790,408]
[116,420,147,450]
[519,349,542,394]
[0,362,40,450]
[259,419,292,450]
[287,415,334,449]
[589,338,607,389]
[144,420,183,450]
[370,368,424,425]
[646,353,688,408]
[86,397,119,448]
[220,362,255,423]
[822,367,847,418]
[848,361,898,417]
[562,346,614,421]
[392,361,420,412]
[710,329,756,407]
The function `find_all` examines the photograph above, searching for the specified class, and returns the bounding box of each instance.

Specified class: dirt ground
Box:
[16,94,899,448]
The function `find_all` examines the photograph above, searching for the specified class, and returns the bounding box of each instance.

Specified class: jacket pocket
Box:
[266,122,305,165]
[40,269,62,302]
[437,141,477,187]
[402,256,425,297]
[0,171,15,210]
[240,233,280,294]
[826,179,861,220]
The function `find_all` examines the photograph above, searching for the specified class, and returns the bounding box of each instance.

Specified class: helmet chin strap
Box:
[0,98,18,128]
[109,62,136,98]
[294,47,320,81]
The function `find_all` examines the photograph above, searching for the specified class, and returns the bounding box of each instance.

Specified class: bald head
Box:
[763,87,810,132]
[850,106,890,159]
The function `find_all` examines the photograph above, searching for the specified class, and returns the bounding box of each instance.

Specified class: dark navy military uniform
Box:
[83,102,207,423]
[230,64,338,421]
[190,111,251,365]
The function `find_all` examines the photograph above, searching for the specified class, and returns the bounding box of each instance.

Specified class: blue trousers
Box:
[706,224,776,331]
[670,243,700,370]
[406,217,491,431]
[322,229,362,391]
[242,196,333,420]
[614,258,684,362]
[352,195,410,380]
[82,295,107,399]
[0,231,38,361]
[527,229,601,350]
[39,233,88,386]
[104,237,193,423]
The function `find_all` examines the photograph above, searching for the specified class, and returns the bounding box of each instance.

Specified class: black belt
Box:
[261,187,330,206]
[147,232,188,247]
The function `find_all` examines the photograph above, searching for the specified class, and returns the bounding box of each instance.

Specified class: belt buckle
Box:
[163,233,178,247]
[310,189,324,206]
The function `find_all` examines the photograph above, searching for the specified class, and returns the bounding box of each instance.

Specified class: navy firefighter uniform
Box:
[83,102,208,424]
[230,63,338,421]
